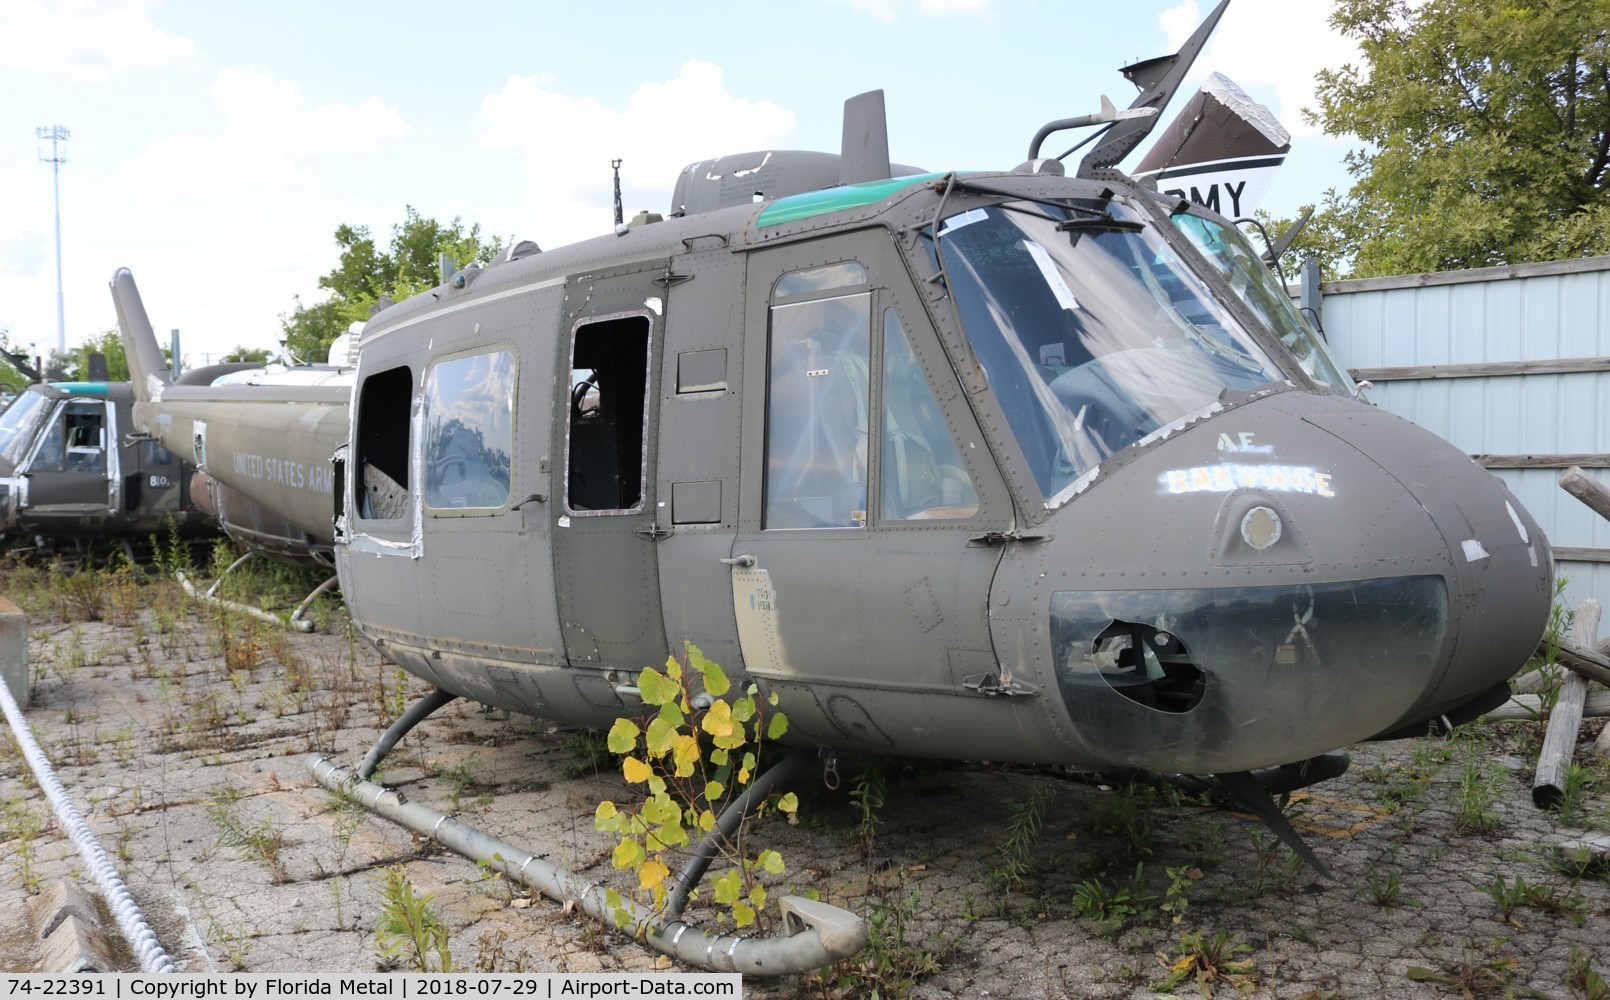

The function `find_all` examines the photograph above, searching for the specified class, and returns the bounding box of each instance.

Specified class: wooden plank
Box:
[1544,636,1610,685]
[1474,454,1610,470]
[1483,691,1610,723]
[1535,600,1600,808]
[1552,546,1610,564]
[1561,466,1610,522]
[1350,356,1610,382]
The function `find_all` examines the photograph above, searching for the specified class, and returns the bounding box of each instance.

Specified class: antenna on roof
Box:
[839,90,892,185]
[612,160,624,229]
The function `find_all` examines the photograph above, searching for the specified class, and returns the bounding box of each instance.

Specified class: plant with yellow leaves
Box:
[594,643,796,931]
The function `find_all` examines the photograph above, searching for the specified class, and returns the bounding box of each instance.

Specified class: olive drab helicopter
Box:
[110,0,1555,974]
[0,375,219,557]
[107,284,355,624]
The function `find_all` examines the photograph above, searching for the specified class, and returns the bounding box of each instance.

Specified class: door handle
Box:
[719,554,756,567]
[635,521,673,541]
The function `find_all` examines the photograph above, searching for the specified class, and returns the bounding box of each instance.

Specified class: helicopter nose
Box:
[1041,391,1553,774]
[1300,399,1554,736]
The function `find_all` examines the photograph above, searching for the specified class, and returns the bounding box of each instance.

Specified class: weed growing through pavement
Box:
[1452,755,1506,835]
[206,786,291,883]
[994,780,1053,890]
[848,757,887,858]
[1567,947,1608,1000]
[372,864,454,972]
[1150,928,1259,996]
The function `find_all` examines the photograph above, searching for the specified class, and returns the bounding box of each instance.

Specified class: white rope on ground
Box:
[0,674,176,973]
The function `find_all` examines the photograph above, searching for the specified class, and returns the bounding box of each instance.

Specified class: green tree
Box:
[222,345,273,364]
[281,206,505,362]
[0,330,36,394]
[61,330,133,383]
[1307,0,1610,277]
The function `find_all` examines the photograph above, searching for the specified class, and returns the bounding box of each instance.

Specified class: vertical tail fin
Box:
[109,268,171,402]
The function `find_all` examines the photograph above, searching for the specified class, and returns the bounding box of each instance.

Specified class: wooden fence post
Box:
[1535,600,1601,807]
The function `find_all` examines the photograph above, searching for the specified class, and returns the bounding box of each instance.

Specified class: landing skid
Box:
[309,690,867,975]
[176,551,338,632]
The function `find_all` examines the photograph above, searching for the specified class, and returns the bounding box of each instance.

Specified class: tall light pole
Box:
[37,125,69,356]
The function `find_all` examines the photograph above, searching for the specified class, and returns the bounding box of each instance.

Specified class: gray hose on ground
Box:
[0,675,176,972]
[307,754,866,975]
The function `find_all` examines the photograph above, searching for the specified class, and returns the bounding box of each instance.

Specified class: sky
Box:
[0,0,1365,366]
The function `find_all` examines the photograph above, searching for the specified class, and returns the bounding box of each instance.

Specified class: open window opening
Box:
[567,315,649,513]
[1088,620,1205,714]
[31,402,106,474]
[356,365,413,520]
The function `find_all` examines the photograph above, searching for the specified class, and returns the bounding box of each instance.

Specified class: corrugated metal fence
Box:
[1315,255,1610,614]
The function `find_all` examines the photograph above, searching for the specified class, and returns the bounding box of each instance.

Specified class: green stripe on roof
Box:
[756,172,949,228]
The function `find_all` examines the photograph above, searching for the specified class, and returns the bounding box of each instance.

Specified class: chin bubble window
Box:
[422,350,515,512]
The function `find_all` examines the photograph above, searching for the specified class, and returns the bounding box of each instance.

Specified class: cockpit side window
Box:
[0,392,55,468]
[566,313,650,515]
[30,402,105,474]
[879,308,978,520]
[1170,212,1353,392]
[764,262,871,529]
[356,366,413,520]
[423,351,515,513]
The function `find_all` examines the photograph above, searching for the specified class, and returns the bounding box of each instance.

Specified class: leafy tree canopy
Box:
[222,345,273,364]
[1306,0,1610,277]
[281,206,505,363]
[48,330,135,383]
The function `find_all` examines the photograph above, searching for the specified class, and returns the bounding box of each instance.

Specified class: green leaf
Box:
[606,718,640,755]
[637,667,676,706]
[757,849,785,875]
[704,780,726,801]
[656,700,685,729]
[645,716,678,757]
[594,800,623,831]
[731,902,756,927]
[776,791,799,814]
[702,660,730,697]
[766,712,789,740]
[713,869,742,905]
[611,837,644,870]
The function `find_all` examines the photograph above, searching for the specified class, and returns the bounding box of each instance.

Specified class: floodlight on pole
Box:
[37,125,70,356]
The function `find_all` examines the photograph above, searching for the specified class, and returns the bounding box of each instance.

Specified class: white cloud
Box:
[1159,0,1360,140]
[830,0,996,21]
[917,0,996,17]
[0,170,49,277]
[126,69,409,203]
[0,0,192,80]
[479,61,795,246]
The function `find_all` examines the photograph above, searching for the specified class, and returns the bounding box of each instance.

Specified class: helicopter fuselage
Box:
[299,168,1555,776]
